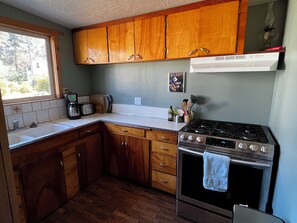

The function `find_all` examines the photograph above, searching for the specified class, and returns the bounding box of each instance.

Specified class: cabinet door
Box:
[166,9,200,59]
[134,16,165,61]
[103,133,126,177]
[73,30,88,64]
[20,153,67,223]
[77,133,103,190]
[108,22,135,63]
[199,1,239,55]
[62,146,80,199]
[87,28,109,64]
[124,136,150,185]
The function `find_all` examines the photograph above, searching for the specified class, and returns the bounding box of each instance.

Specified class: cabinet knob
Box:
[84,58,89,63]
[159,162,168,167]
[124,142,128,148]
[121,129,128,132]
[160,147,169,151]
[60,160,64,168]
[89,57,95,62]
[121,142,125,147]
[77,152,81,159]
[160,136,170,141]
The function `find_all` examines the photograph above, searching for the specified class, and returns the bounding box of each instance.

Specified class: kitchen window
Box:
[0,18,62,103]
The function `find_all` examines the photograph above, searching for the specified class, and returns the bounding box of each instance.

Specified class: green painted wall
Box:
[269,0,297,222]
[0,2,92,96]
[91,60,276,125]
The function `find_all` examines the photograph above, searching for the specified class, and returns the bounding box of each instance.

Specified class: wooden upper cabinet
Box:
[134,16,165,61]
[166,9,200,59]
[166,0,240,59]
[198,1,239,56]
[73,30,88,64]
[73,27,108,64]
[108,22,135,63]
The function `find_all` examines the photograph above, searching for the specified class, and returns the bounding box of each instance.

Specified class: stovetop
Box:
[183,119,268,143]
[179,119,276,161]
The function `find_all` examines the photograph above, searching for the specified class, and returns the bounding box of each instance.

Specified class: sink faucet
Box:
[12,119,19,131]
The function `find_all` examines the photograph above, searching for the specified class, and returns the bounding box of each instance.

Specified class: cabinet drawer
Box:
[104,123,145,138]
[152,154,176,175]
[79,123,100,138]
[154,130,177,144]
[152,141,177,157]
[152,170,176,194]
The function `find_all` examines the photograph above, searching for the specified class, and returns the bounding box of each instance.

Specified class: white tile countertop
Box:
[9,113,187,150]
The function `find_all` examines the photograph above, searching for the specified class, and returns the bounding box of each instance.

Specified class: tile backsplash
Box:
[4,96,89,130]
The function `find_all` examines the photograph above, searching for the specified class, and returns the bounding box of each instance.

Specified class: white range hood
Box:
[190,52,280,73]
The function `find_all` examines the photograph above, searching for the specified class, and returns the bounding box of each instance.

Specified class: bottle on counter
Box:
[168,106,174,121]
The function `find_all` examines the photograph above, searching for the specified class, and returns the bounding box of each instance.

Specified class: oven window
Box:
[181,153,263,211]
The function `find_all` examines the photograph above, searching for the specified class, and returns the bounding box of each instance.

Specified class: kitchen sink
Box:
[8,123,72,148]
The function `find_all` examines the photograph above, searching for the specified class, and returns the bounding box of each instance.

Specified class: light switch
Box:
[134,97,142,106]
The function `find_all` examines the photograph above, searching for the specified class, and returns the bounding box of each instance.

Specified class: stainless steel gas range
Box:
[176,119,277,223]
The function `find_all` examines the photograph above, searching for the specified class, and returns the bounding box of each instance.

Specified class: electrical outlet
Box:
[134,97,142,106]
[63,88,69,94]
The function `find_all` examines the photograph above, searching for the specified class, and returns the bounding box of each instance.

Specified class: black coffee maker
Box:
[64,91,81,119]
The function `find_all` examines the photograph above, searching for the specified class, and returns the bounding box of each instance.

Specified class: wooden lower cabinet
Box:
[152,170,176,194]
[104,132,150,185]
[150,131,178,194]
[77,133,103,190]
[20,152,67,223]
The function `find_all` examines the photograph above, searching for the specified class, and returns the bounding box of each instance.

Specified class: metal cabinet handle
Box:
[124,142,128,148]
[160,136,170,141]
[77,152,81,159]
[159,178,168,183]
[121,129,128,132]
[135,54,143,60]
[199,47,210,54]
[60,160,64,168]
[188,49,198,56]
[159,162,168,167]
[84,58,89,63]
[128,54,134,60]
[89,57,95,62]
[160,147,169,151]
[121,142,125,147]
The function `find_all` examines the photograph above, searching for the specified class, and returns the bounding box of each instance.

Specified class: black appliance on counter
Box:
[64,92,81,119]
[177,119,278,223]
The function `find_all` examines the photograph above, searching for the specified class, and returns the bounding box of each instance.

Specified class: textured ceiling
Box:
[0,0,206,29]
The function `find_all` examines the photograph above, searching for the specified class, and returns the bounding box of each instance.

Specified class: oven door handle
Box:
[178,147,271,168]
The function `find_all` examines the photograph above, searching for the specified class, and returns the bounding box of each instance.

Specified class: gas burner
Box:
[240,130,258,141]
[193,122,214,134]
[213,123,233,137]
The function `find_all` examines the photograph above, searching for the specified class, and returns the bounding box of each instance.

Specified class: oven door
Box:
[177,146,273,218]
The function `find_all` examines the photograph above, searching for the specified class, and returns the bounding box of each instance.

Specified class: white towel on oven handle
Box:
[203,151,231,192]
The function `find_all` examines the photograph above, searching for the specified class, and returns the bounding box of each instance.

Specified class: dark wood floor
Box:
[42,176,192,223]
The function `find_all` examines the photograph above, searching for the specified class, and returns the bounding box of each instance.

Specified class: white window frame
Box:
[0,17,63,105]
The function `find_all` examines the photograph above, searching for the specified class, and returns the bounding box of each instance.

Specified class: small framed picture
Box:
[168,72,185,93]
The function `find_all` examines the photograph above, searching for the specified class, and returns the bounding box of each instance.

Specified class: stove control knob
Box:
[238,142,247,150]
[196,136,204,143]
[260,146,269,154]
[180,134,187,140]
[188,135,195,142]
[249,144,259,152]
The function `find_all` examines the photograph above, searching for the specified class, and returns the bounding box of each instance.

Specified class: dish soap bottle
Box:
[168,106,174,121]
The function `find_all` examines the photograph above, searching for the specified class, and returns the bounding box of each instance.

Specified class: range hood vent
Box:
[190,52,280,73]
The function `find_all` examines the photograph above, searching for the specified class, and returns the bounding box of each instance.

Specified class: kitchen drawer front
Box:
[152,154,176,175]
[152,141,177,157]
[154,131,177,144]
[152,170,176,194]
[79,123,100,138]
[104,123,145,138]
